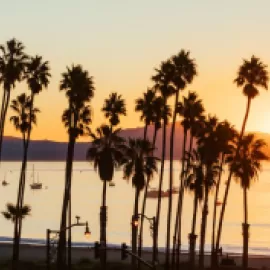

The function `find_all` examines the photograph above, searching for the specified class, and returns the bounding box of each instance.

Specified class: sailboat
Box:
[30,165,42,190]
[2,173,9,187]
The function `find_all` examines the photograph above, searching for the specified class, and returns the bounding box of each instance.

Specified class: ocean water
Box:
[0,161,270,255]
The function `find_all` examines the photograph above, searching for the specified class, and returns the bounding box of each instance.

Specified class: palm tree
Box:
[9,93,39,268]
[197,116,221,268]
[123,138,158,270]
[211,121,236,266]
[215,56,269,262]
[87,125,125,269]
[228,134,268,269]
[102,92,126,127]
[135,88,156,261]
[165,51,197,268]
[173,91,204,266]
[0,39,27,160]
[2,203,31,223]
[57,65,94,270]
[184,149,204,268]
[14,55,50,253]
[152,59,174,260]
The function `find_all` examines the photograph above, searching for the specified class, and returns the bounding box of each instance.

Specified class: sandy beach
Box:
[1,243,270,268]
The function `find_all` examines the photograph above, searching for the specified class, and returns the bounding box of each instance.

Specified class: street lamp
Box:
[84,222,91,239]
[132,213,157,268]
[46,216,90,270]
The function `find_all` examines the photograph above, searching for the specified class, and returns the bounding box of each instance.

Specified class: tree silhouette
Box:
[87,124,125,268]
[228,134,268,269]
[165,51,197,269]
[0,39,27,161]
[215,56,269,266]
[57,65,94,270]
[9,93,39,268]
[102,92,126,127]
[173,91,204,267]
[152,59,174,260]
[2,203,31,223]
[123,138,158,270]
[211,120,236,266]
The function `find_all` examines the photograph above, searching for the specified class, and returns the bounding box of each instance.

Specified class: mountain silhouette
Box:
[2,125,268,161]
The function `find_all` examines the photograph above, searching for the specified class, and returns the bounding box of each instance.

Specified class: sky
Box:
[1,0,270,142]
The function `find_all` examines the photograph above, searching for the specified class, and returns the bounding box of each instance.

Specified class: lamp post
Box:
[132,214,156,268]
[46,216,90,270]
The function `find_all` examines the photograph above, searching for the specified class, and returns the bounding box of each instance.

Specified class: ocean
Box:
[0,161,269,255]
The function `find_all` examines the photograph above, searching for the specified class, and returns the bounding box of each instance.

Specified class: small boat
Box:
[30,166,42,190]
[147,188,168,199]
[2,173,9,186]
[2,180,8,186]
[216,200,222,206]
[166,187,179,194]
[109,182,116,187]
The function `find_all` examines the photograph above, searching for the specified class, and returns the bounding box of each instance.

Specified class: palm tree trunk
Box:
[68,189,72,270]
[242,186,249,270]
[154,101,167,262]
[199,175,209,269]
[189,193,199,269]
[165,90,179,269]
[132,188,140,270]
[0,89,11,161]
[0,89,7,137]
[176,130,192,265]
[12,139,28,270]
[57,134,76,270]
[215,97,251,257]
[100,180,107,270]
[137,124,148,269]
[172,128,187,269]
[211,153,225,267]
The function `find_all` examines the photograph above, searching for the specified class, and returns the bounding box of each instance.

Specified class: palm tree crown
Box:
[87,125,125,182]
[102,92,126,126]
[229,134,268,189]
[10,93,39,135]
[135,88,156,126]
[171,50,197,90]
[60,65,95,137]
[2,203,31,223]
[25,55,51,95]
[234,55,269,99]
[0,39,27,91]
[123,138,158,191]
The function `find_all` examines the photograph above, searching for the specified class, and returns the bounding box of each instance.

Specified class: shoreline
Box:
[1,242,270,268]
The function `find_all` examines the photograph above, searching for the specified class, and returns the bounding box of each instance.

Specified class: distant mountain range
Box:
[2,125,269,161]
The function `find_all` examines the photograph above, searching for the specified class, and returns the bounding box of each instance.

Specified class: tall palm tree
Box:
[9,93,39,268]
[14,55,50,251]
[184,149,204,268]
[165,51,197,268]
[57,65,94,270]
[152,59,174,260]
[135,88,156,261]
[2,203,31,223]
[102,92,126,127]
[197,116,221,268]
[173,91,204,267]
[215,56,269,263]
[211,121,236,266]
[87,125,125,269]
[123,138,158,270]
[0,39,27,160]
[228,134,268,269]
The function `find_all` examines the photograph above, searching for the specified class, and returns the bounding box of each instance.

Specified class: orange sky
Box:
[1,1,270,142]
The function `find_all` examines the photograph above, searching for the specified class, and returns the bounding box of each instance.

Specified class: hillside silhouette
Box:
[2,125,269,161]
